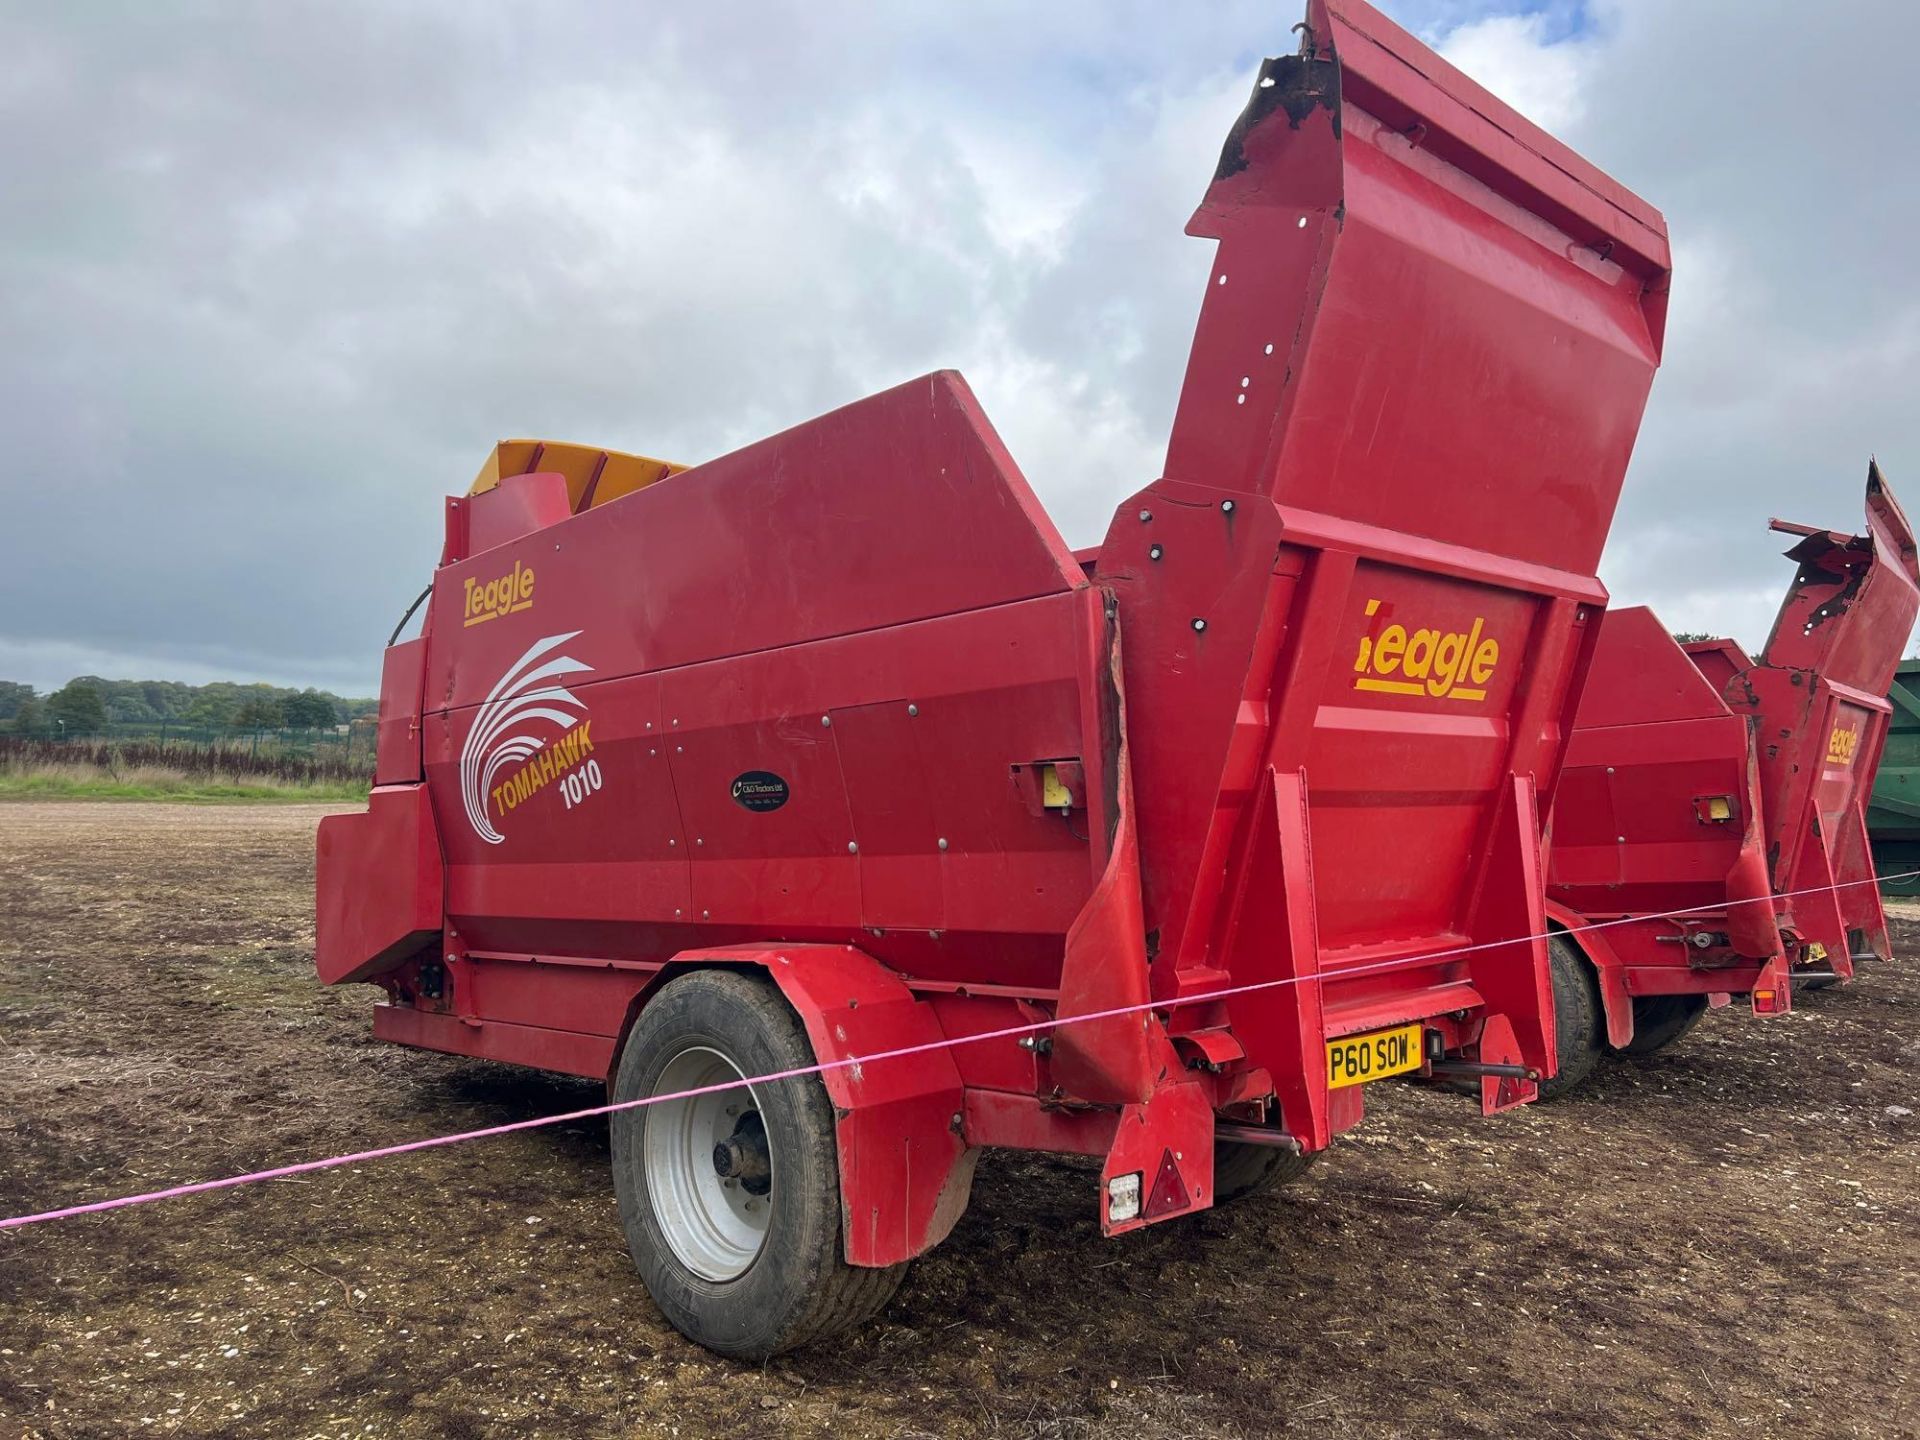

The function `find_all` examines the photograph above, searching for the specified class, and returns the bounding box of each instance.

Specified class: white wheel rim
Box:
[643,1046,772,1282]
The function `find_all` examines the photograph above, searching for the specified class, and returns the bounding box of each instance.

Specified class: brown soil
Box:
[1,801,1916,1439]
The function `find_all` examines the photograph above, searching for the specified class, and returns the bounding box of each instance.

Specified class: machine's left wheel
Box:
[1615,993,1707,1057]
[609,970,906,1359]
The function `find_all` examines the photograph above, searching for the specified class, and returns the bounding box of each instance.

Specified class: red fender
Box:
[1543,901,1636,1051]
[661,943,975,1269]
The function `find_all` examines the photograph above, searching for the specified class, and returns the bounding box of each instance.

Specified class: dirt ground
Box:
[1,802,1916,1439]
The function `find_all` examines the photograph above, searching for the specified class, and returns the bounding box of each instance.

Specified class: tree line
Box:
[0,678,376,737]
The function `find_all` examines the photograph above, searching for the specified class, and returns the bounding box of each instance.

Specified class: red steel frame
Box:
[318,0,1670,1263]
[1546,467,1919,1043]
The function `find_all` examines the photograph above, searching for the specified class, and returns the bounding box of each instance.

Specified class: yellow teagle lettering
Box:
[1375,625,1407,675]
[1403,628,1437,680]
[463,559,538,627]
[1470,637,1499,685]
[1352,599,1498,704]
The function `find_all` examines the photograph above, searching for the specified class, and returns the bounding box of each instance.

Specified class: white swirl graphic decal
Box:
[459,631,593,844]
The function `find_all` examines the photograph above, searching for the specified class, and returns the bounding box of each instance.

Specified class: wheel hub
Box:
[711,1112,772,1196]
[642,1046,775,1282]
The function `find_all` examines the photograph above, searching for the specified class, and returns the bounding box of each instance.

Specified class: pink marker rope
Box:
[2,868,1910,1233]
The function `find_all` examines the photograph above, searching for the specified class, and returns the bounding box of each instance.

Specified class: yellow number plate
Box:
[1325,1022,1424,1090]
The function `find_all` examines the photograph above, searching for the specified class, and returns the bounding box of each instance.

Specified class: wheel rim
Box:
[643,1045,773,1282]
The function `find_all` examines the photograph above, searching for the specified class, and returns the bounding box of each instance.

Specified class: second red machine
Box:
[1543,469,1918,1095]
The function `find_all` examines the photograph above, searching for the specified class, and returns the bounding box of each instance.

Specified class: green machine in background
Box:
[1868,659,1920,896]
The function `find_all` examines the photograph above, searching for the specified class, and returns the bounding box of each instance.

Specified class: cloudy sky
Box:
[2,0,1915,697]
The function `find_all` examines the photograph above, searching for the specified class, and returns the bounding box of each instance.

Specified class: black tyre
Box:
[1536,935,1604,1101]
[1212,1143,1319,1205]
[1615,993,1708,1057]
[610,970,905,1359]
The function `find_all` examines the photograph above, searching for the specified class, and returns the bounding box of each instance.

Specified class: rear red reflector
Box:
[1144,1148,1191,1219]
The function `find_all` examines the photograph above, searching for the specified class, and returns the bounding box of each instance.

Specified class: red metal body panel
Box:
[317,0,1670,1261]
[1547,467,1920,1039]
[374,639,426,786]
[1087,0,1665,1152]
[315,785,443,986]
[458,471,573,558]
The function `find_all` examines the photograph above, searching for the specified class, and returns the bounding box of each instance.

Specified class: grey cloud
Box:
[0,0,1910,695]
[1469,1,1920,641]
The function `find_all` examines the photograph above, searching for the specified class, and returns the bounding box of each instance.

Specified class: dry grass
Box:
[0,743,367,802]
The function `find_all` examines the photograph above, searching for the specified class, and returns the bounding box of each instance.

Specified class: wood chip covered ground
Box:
[1,802,1915,1438]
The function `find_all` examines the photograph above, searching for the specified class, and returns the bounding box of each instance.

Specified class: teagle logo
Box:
[1827,725,1859,766]
[1351,598,1499,703]
[464,560,535,627]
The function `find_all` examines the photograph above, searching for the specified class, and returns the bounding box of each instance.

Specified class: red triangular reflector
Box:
[1144,1148,1190,1219]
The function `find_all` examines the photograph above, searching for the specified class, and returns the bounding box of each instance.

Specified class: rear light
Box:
[1752,988,1784,1015]
[1693,794,1734,823]
[1040,763,1074,810]
[1106,1172,1142,1223]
